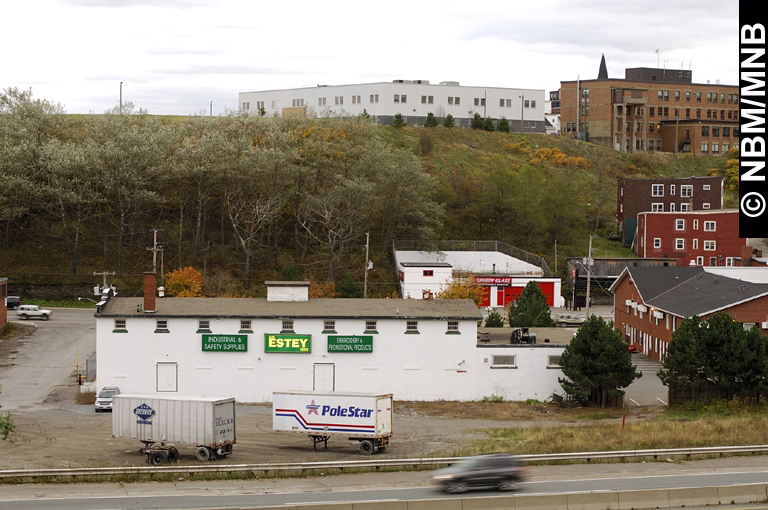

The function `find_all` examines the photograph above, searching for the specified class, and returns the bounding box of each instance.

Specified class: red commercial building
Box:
[611,266,768,361]
[636,209,744,267]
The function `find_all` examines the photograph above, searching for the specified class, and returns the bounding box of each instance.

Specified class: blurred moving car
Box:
[432,453,526,493]
[5,296,22,310]
[16,304,52,320]
[95,386,121,412]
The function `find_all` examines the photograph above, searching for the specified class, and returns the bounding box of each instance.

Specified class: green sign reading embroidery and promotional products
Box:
[327,335,373,353]
[202,334,248,352]
[264,334,312,353]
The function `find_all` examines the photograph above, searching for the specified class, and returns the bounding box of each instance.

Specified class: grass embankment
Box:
[400,400,768,458]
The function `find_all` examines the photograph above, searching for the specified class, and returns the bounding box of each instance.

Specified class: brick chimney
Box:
[143,272,156,313]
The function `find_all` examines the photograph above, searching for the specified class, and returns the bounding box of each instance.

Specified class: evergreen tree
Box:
[443,114,455,128]
[335,273,363,298]
[483,117,495,131]
[507,281,556,327]
[484,309,505,327]
[657,316,704,397]
[424,112,438,127]
[559,316,642,407]
[392,113,406,128]
[498,117,510,133]
[470,113,484,129]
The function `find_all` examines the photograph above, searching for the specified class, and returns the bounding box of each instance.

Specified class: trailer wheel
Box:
[196,446,212,462]
[149,452,166,465]
[168,447,179,462]
[358,440,375,456]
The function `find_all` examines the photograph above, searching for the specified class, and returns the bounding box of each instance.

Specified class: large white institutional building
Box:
[239,80,546,131]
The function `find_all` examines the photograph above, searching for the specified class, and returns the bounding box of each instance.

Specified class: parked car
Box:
[95,386,121,412]
[432,453,526,493]
[5,296,22,310]
[628,344,638,353]
[16,304,52,320]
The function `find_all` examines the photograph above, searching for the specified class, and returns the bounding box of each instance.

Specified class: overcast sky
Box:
[3,0,739,116]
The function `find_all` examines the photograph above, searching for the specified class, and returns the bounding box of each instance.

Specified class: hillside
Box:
[0,101,737,299]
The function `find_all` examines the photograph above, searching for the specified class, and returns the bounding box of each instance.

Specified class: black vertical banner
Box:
[739,20,767,236]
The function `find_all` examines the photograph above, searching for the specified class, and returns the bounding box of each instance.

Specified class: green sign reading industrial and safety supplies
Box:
[327,335,373,353]
[264,334,312,353]
[202,334,248,352]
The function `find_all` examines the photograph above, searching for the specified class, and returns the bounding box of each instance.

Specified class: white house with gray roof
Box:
[93,275,568,402]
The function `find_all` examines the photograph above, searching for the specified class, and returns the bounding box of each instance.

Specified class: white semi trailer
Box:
[112,394,236,464]
[272,391,393,455]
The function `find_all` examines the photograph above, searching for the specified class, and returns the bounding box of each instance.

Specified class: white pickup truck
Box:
[16,305,52,320]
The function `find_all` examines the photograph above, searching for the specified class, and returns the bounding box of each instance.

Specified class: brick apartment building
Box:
[611,266,768,361]
[560,57,738,154]
[636,209,744,266]
[617,176,723,246]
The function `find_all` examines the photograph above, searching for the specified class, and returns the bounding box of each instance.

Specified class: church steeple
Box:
[598,54,608,79]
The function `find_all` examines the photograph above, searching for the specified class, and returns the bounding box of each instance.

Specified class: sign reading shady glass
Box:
[328,335,373,353]
[203,334,247,352]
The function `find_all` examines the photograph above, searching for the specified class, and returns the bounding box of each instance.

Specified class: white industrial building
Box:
[93,275,567,402]
[238,80,546,131]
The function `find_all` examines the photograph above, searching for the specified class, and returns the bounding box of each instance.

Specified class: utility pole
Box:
[363,232,370,298]
[147,229,164,275]
[585,235,594,319]
[93,271,116,292]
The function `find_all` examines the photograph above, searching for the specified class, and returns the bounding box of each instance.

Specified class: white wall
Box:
[96,316,564,402]
[239,82,545,124]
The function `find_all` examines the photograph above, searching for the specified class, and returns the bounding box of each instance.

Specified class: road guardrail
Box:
[1,444,766,480]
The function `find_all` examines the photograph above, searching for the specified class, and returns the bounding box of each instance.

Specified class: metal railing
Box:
[1,445,765,480]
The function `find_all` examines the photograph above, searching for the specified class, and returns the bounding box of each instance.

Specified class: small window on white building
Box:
[447,321,459,333]
[547,355,561,368]
[281,320,294,332]
[406,321,419,333]
[155,319,169,333]
[198,319,211,332]
[491,355,517,368]
[323,320,336,332]
[365,320,377,333]
[240,320,252,332]
[114,319,127,332]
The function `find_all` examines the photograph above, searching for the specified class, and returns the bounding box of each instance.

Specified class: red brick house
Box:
[636,209,744,266]
[610,266,768,361]
[617,176,723,246]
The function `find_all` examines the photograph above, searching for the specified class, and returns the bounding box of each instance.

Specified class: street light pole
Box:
[585,235,594,319]
[520,95,525,133]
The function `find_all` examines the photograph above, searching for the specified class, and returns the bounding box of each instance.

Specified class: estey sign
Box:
[739,22,767,236]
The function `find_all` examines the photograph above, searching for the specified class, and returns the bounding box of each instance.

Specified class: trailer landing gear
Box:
[309,435,330,451]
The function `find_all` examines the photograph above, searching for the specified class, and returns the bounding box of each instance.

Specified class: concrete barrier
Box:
[566,491,619,510]
[618,488,671,509]
[404,499,462,510]
[460,495,517,509]
[513,493,568,510]
[353,501,408,510]
[717,483,768,504]
[668,486,719,507]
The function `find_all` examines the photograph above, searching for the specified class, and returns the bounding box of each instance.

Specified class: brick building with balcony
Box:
[560,56,738,153]
[617,176,723,246]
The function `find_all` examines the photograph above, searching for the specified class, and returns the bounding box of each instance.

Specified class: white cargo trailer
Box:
[112,394,236,464]
[273,391,393,455]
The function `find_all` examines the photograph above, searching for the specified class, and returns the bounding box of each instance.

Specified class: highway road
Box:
[0,461,766,509]
[1,308,96,411]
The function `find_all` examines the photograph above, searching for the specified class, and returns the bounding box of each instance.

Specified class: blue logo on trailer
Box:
[134,403,155,424]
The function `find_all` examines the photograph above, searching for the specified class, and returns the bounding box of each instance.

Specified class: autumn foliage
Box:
[164,267,204,297]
